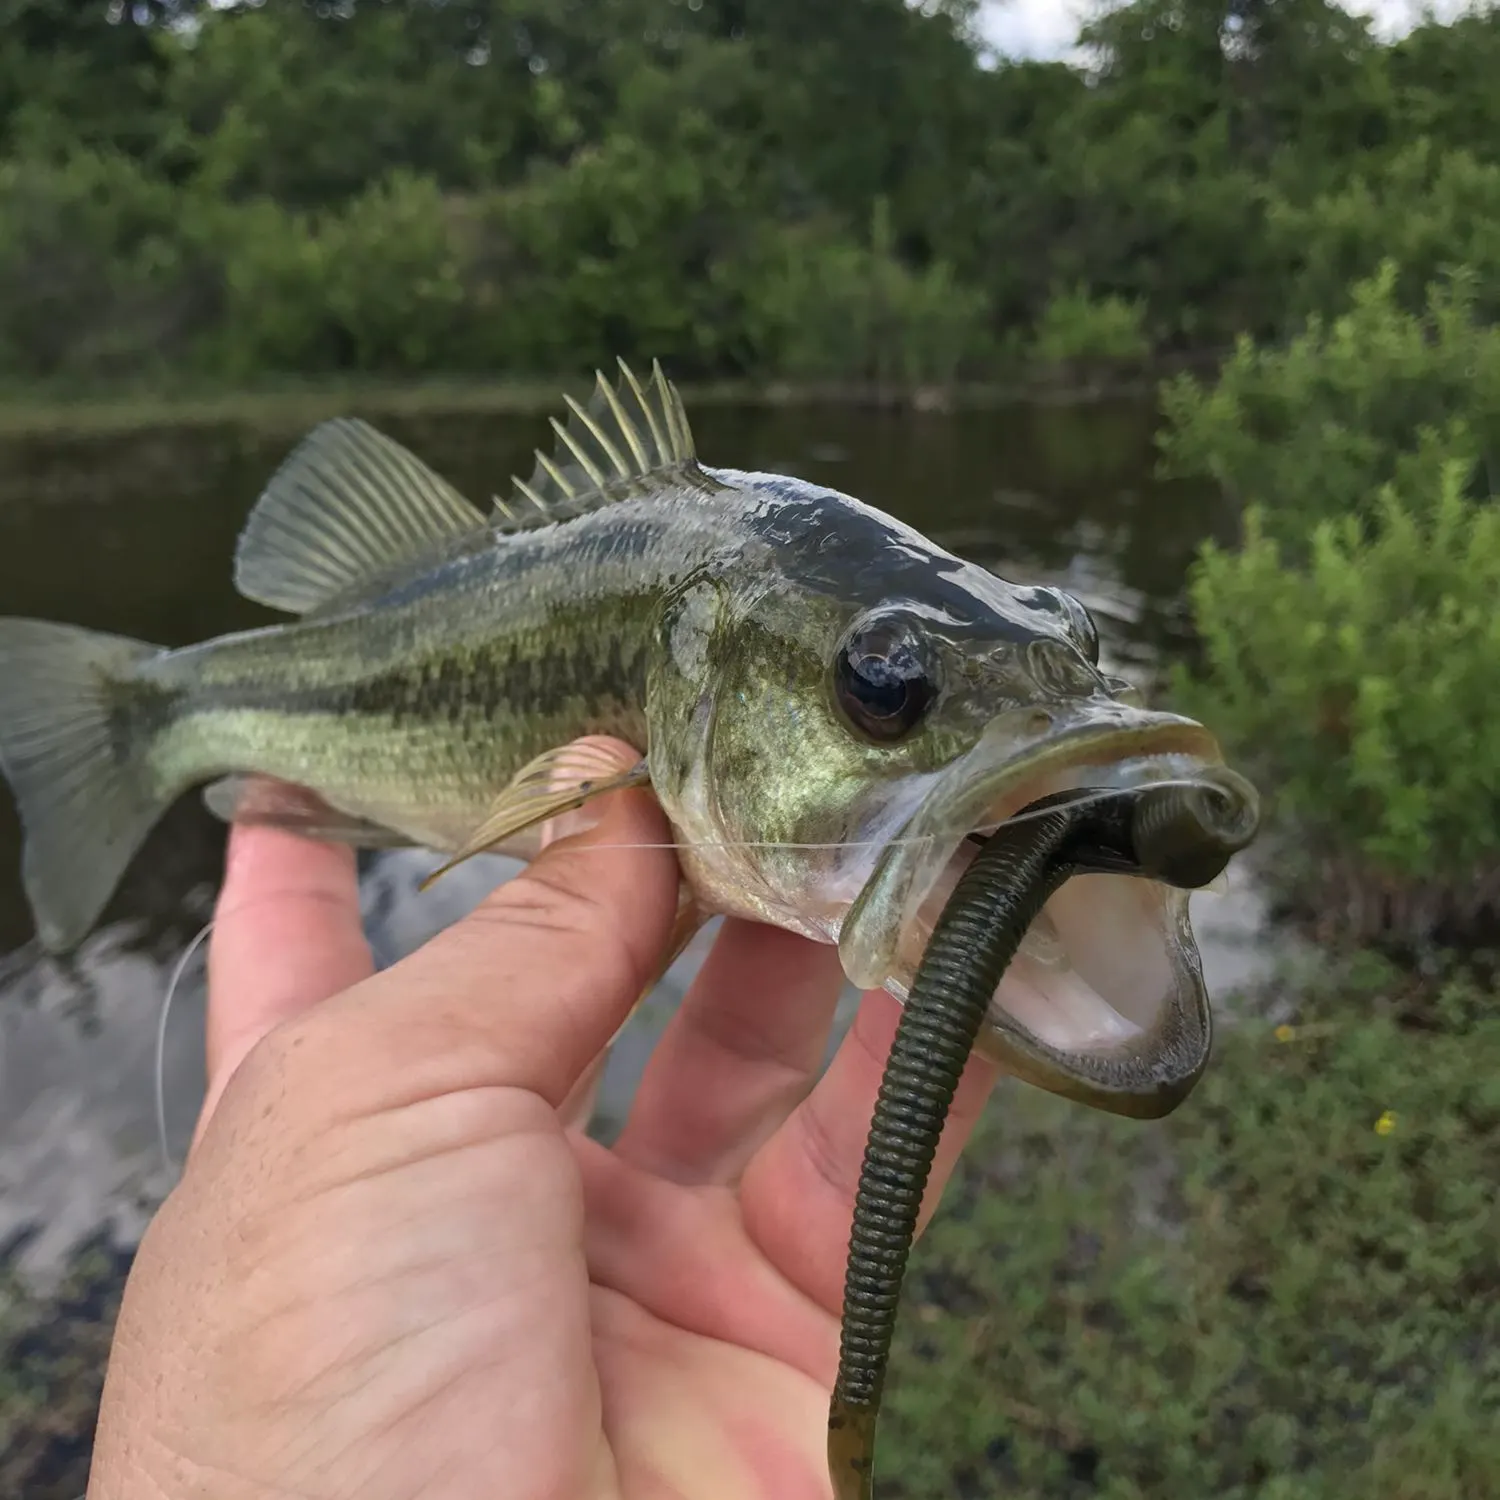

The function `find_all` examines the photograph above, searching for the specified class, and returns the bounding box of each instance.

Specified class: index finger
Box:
[337,777,679,1110]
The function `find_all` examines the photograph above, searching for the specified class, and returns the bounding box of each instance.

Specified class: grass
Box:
[0,1236,128,1500]
[2,954,1494,1498]
[881,953,1500,1498]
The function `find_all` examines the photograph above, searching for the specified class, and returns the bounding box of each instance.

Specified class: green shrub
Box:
[1158,262,1500,550]
[317,172,469,372]
[453,122,768,377]
[1269,140,1500,327]
[0,151,199,380]
[1171,448,1500,946]
[195,195,334,376]
[881,958,1500,1497]
[1030,284,1152,367]
[740,202,994,385]
[197,171,471,377]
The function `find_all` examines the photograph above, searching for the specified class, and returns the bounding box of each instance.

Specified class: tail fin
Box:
[0,619,168,953]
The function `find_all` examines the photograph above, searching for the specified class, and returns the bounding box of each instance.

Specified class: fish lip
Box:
[838,703,1227,1117]
[968,878,1212,1120]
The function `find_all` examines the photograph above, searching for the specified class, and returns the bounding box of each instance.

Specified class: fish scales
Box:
[135,499,737,849]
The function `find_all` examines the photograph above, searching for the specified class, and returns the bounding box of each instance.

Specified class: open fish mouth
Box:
[839,708,1255,1119]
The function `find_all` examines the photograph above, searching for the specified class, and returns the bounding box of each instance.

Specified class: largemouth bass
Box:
[0,362,1257,1116]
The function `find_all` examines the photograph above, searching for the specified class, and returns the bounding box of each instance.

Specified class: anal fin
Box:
[203,775,416,850]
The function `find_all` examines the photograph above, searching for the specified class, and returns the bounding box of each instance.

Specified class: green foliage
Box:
[0,0,175,162]
[1388,9,1500,160]
[1158,263,1500,546]
[881,960,1500,1497]
[742,203,994,384]
[200,172,471,377]
[0,149,197,379]
[1178,460,1500,879]
[154,4,513,204]
[1270,140,1500,324]
[0,0,1497,384]
[1080,0,1392,176]
[1031,286,1151,366]
[1160,251,1500,946]
[453,41,782,377]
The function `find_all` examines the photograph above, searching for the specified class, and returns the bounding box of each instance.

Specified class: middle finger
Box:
[612,918,847,1184]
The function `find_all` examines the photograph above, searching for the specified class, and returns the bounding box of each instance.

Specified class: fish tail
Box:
[0,618,171,953]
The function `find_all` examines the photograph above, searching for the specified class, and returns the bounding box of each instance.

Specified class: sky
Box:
[976,0,1477,59]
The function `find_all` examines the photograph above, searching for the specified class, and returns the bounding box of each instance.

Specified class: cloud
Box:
[976,0,1475,60]
[976,0,1087,58]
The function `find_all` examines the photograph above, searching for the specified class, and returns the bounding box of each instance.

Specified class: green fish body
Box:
[0,363,1257,1117]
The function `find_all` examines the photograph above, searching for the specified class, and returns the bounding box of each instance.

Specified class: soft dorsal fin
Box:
[492,358,719,527]
[235,418,486,615]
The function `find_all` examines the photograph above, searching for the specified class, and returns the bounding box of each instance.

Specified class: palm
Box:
[581,1142,840,1500]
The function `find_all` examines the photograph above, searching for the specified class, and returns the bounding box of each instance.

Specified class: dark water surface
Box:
[0,396,1264,1277]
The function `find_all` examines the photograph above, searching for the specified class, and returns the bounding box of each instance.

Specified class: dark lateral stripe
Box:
[178,630,650,729]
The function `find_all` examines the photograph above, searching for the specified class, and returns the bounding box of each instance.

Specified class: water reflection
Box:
[0,397,1264,1279]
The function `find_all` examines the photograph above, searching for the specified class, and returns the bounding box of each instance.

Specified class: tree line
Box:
[1,0,1497,385]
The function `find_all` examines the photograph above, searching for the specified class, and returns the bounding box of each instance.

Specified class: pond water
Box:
[0,395,1274,1280]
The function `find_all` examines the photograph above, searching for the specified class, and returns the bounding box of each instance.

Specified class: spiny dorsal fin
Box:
[492,359,717,527]
[236,418,487,615]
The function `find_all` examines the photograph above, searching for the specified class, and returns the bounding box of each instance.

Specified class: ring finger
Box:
[739,986,1002,1315]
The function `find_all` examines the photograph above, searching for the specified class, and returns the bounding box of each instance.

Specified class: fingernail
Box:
[539,804,604,850]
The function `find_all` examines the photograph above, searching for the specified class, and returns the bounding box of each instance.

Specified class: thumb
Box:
[325,740,681,1111]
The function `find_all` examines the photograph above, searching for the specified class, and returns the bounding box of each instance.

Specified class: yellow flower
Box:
[1374,1110,1397,1136]
[1274,1023,1296,1043]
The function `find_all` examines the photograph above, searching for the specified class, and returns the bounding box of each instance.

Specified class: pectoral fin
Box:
[419,741,652,892]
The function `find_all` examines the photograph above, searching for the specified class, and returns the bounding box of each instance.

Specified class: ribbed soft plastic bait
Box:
[827,772,1257,1499]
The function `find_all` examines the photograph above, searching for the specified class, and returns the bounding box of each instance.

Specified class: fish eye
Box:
[1050,589,1100,665]
[834,615,939,743]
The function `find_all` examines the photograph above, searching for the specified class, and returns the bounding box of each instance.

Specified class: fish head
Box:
[646,474,1260,1118]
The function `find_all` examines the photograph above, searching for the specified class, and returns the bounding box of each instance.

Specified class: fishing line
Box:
[145,776,1227,1154]
[139,777,1231,1173]
[155,916,214,1176]
[487,778,1222,855]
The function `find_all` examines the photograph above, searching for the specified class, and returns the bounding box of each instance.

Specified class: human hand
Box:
[88,737,1000,1500]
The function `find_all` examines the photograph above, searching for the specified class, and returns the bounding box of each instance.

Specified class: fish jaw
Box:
[836,705,1249,1119]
